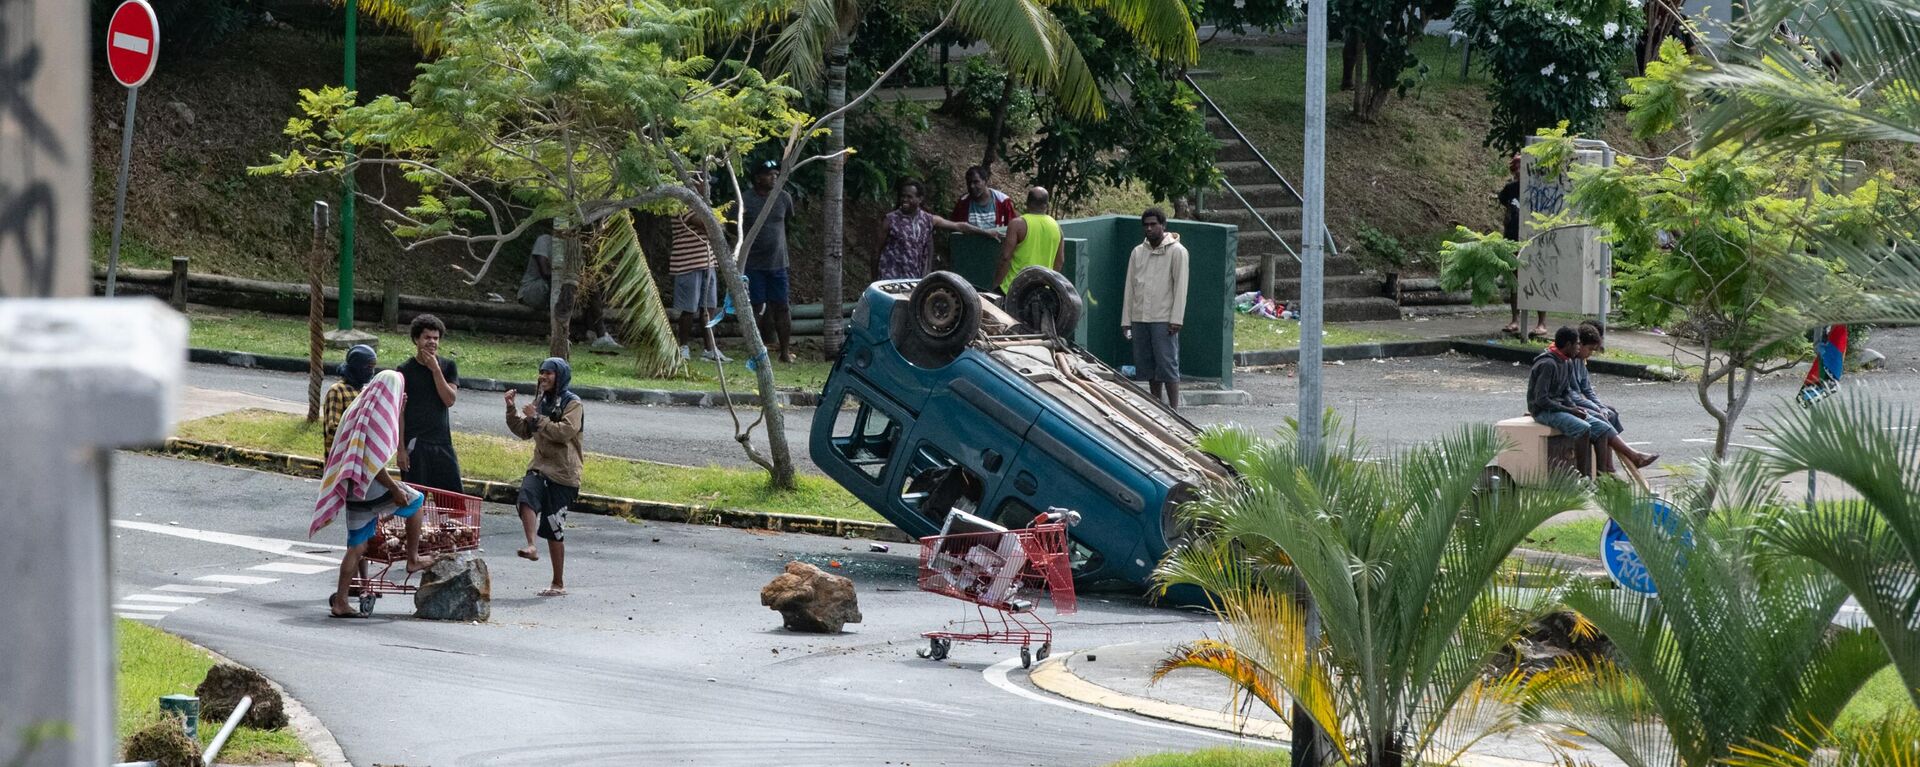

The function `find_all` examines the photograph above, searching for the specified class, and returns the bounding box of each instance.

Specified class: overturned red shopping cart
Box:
[915,510,1078,668]
[349,483,483,616]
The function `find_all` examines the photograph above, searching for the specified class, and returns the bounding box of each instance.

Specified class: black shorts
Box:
[403,441,463,493]
[517,471,579,542]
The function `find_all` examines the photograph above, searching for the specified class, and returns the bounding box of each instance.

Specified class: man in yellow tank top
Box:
[994,186,1064,292]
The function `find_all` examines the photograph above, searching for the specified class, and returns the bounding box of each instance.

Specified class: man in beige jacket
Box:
[506,357,585,596]
[1121,208,1189,409]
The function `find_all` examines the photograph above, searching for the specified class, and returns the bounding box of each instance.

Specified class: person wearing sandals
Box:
[1498,153,1549,339]
[506,358,585,596]
[312,370,429,618]
[1572,322,1658,470]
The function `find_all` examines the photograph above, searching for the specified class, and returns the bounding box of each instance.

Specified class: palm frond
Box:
[1049,0,1196,64]
[765,0,847,85]
[1759,392,1920,707]
[952,0,1105,119]
[591,210,683,377]
[342,0,445,52]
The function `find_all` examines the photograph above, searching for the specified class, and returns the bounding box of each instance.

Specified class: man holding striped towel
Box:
[312,370,429,618]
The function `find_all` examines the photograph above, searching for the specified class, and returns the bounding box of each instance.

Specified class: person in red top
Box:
[950,165,1017,230]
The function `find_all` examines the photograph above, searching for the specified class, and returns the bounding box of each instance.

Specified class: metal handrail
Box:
[1181,72,1341,258]
[1221,178,1302,265]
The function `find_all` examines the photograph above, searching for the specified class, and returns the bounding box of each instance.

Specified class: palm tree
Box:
[1681,0,1920,338]
[1524,463,1892,767]
[1757,393,1920,708]
[1154,420,1590,767]
[765,0,1197,357]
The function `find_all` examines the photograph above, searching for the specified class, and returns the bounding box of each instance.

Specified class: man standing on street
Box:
[506,357,584,597]
[994,186,1064,292]
[1122,208,1189,410]
[672,173,729,362]
[397,314,463,493]
[741,159,797,363]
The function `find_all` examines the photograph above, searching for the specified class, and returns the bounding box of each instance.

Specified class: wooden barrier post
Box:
[307,202,330,422]
[169,256,189,310]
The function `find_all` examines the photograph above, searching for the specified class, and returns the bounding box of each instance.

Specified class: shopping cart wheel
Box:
[357,594,376,617]
[917,638,951,661]
[1036,642,1051,662]
[1020,646,1032,669]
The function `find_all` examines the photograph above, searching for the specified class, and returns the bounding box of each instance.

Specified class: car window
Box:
[900,444,982,523]
[829,393,900,482]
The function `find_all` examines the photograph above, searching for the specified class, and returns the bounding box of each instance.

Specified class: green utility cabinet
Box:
[948,214,1237,388]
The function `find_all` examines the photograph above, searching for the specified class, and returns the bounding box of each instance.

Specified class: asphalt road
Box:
[185,325,1920,474]
[111,454,1249,766]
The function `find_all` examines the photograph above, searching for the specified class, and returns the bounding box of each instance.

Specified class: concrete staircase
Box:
[1194,114,1402,322]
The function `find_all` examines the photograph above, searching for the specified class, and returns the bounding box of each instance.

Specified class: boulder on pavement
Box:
[196,663,288,729]
[414,552,491,622]
[760,561,863,633]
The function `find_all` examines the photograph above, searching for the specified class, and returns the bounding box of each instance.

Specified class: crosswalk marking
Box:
[112,520,341,562]
[248,562,334,575]
[112,603,181,613]
[116,612,163,621]
[196,574,278,585]
[123,594,203,605]
[154,584,235,595]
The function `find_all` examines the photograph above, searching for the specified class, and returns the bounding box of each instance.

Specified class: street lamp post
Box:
[1294,0,1330,765]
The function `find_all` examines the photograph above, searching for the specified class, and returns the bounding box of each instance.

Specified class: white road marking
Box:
[123,594,203,605]
[196,574,278,586]
[249,562,335,575]
[154,585,235,595]
[111,32,150,54]
[116,612,163,621]
[113,520,341,563]
[112,603,180,613]
[982,657,1278,746]
[1681,438,1779,452]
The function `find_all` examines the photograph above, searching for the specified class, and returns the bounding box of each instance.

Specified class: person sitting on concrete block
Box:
[1573,322,1657,470]
[1527,326,1623,475]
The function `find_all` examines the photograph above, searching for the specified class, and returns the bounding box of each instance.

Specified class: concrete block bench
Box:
[1491,416,1592,485]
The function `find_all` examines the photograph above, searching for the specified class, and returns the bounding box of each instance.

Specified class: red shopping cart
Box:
[915,511,1077,668]
[349,483,483,616]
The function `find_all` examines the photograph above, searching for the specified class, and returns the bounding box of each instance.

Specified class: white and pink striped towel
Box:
[310,369,405,538]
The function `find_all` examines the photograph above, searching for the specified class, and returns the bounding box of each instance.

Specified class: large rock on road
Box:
[760,561,863,633]
[414,552,491,622]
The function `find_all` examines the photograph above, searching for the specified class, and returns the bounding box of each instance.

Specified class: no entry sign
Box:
[106,0,159,88]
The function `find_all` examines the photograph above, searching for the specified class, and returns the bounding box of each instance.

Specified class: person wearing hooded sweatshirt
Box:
[1528,326,1621,475]
[1122,207,1189,409]
[322,344,378,454]
[505,357,585,596]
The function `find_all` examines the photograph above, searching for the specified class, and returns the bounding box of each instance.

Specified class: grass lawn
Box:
[1522,518,1606,560]
[176,409,879,522]
[1107,748,1288,767]
[118,618,310,764]
[1233,316,1421,354]
[189,308,837,394]
[1838,668,1920,738]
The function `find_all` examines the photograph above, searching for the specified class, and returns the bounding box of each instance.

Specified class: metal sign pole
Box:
[104,86,140,297]
[1294,0,1329,765]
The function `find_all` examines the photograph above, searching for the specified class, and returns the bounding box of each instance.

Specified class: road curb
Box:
[1028,649,1288,741]
[1232,338,1681,381]
[186,347,822,408]
[153,437,912,544]
[169,633,352,767]
[1032,646,1559,767]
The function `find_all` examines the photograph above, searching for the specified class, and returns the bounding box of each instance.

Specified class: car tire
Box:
[892,271,981,368]
[1004,266,1082,339]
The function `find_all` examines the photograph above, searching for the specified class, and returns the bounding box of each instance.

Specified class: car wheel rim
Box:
[919,287,962,338]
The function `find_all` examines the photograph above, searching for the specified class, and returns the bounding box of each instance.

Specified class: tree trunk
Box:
[705,214,797,490]
[1340,28,1361,91]
[822,43,850,360]
[981,71,1017,171]
[548,222,577,360]
[1355,42,1392,121]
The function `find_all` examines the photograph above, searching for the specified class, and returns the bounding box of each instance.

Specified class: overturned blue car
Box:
[810,269,1231,593]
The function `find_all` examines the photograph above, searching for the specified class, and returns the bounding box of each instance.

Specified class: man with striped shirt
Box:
[672,176,729,362]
